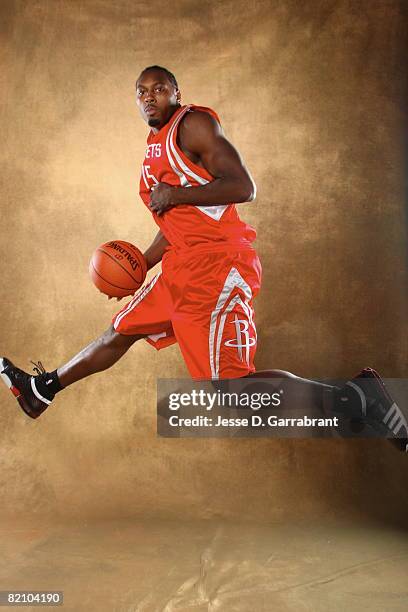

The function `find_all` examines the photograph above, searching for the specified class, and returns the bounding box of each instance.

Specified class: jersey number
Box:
[144,164,159,190]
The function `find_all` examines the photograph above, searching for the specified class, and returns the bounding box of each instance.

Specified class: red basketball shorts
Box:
[112,247,262,380]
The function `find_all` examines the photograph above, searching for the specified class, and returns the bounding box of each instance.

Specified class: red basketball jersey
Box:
[139,104,256,250]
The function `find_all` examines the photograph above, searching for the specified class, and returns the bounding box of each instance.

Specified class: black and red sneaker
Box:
[347,368,408,452]
[0,357,53,419]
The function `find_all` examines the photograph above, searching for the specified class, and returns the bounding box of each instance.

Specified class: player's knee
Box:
[268,369,297,380]
[249,369,297,380]
[102,324,144,348]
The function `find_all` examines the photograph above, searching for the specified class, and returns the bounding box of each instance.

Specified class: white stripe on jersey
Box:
[165,107,191,188]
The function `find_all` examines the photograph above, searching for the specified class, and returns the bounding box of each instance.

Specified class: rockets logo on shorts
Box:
[209,267,257,380]
[224,315,257,363]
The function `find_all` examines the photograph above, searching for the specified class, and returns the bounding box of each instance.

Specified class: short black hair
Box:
[137,65,179,90]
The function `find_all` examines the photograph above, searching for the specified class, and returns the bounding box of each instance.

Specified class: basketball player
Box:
[1,66,407,450]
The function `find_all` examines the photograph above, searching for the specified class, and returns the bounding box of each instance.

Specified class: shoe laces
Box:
[30,360,46,376]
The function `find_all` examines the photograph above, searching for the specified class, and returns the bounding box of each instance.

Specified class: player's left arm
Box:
[149,111,256,215]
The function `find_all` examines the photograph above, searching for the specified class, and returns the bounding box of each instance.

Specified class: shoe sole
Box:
[0,358,39,419]
[0,358,18,395]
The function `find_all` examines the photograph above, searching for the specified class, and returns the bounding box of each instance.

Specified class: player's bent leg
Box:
[0,325,145,420]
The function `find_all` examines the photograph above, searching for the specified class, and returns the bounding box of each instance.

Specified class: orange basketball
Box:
[89,240,147,298]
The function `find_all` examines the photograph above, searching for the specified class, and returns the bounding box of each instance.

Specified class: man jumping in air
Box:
[1,65,407,451]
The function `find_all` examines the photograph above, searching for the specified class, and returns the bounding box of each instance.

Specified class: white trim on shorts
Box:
[208,267,255,380]
[113,272,162,331]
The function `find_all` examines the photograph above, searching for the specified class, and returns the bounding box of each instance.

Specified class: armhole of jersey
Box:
[166,105,230,222]
[169,106,220,183]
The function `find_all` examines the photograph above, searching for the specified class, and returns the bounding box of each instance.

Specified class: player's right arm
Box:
[143,229,170,270]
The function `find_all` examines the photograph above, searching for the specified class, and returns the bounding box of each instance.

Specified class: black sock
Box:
[34,370,64,401]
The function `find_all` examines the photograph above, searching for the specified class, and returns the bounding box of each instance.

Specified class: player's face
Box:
[136,70,180,130]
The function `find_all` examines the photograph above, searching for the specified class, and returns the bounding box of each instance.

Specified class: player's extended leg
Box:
[1,271,175,420]
[0,325,144,419]
[57,324,142,387]
[247,368,335,410]
[248,368,408,452]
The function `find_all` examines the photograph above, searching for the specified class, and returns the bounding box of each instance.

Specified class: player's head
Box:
[136,65,181,129]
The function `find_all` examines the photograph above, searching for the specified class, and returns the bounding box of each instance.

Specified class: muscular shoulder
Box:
[178,109,222,154]
[180,109,221,132]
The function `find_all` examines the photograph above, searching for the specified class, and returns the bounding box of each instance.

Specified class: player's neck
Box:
[151,103,182,134]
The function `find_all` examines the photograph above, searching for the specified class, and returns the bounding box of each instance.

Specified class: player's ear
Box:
[176,89,181,103]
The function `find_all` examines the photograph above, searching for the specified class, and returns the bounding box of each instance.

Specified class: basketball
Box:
[89,240,147,298]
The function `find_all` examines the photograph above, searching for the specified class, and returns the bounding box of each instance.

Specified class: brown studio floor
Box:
[1,517,408,611]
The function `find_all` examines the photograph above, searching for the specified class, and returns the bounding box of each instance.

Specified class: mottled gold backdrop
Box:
[1,0,408,523]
